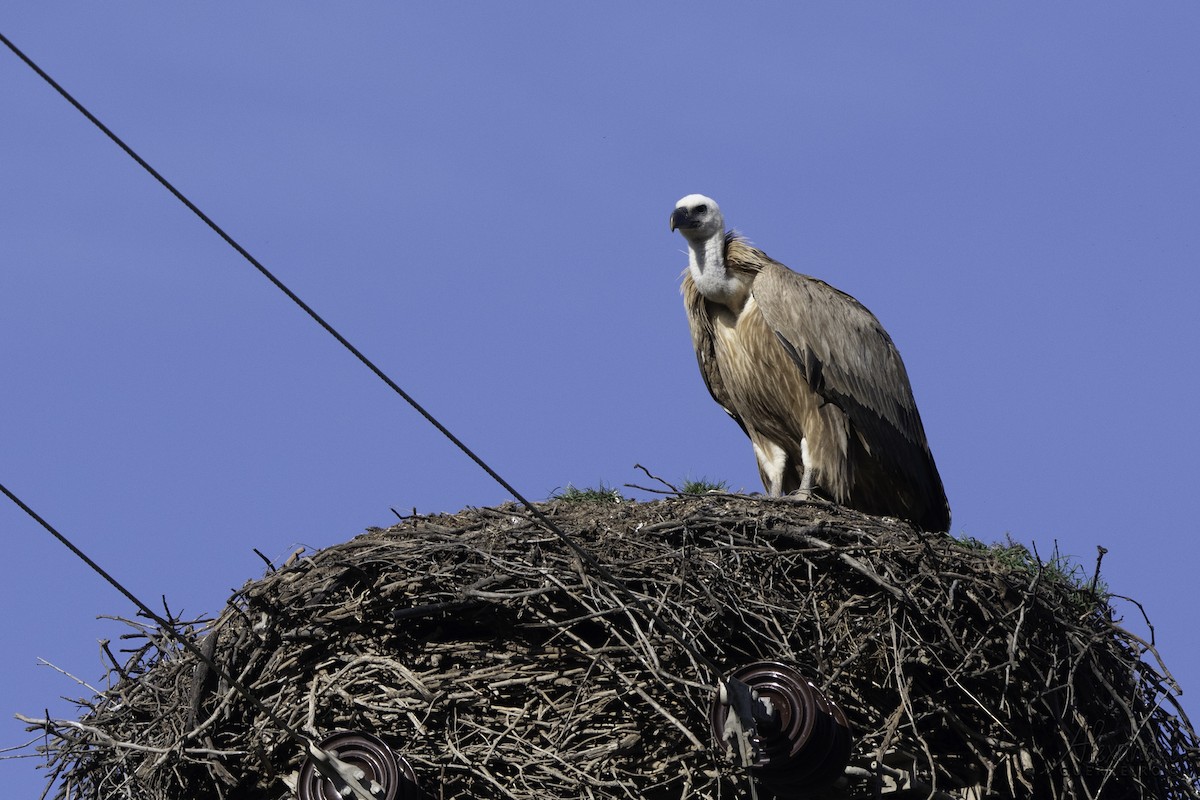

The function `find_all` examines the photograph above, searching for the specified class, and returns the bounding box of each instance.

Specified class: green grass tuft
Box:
[679,477,729,494]
[955,533,1110,612]
[550,482,625,504]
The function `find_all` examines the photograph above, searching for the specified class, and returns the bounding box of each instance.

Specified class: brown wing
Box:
[735,244,950,531]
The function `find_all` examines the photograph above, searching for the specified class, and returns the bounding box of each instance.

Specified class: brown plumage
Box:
[671,194,949,532]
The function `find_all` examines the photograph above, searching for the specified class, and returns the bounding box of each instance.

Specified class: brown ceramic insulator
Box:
[296,730,419,800]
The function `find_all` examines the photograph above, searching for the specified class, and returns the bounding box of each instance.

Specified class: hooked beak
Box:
[670,207,698,232]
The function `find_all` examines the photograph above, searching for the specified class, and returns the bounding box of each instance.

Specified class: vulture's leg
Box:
[795,437,814,498]
[752,438,789,496]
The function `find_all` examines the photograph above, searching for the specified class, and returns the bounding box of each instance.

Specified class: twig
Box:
[632,463,679,493]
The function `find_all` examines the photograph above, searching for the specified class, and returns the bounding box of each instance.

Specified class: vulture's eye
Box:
[694,205,708,215]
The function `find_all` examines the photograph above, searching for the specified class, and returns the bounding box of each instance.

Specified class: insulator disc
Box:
[297,730,419,800]
[711,661,852,795]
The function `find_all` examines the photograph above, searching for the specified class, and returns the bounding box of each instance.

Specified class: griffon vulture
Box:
[671,194,950,532]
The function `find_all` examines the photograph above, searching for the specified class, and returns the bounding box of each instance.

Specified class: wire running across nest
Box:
[23,495,1200,798]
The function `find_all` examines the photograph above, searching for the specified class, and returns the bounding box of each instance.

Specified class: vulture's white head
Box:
[671,194,746,306]
[670,194,724,243]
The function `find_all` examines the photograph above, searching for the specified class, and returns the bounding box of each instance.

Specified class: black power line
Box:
[0,32,724,680]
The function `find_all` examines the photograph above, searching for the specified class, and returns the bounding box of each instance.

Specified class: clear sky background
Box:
[2,4,1198,795]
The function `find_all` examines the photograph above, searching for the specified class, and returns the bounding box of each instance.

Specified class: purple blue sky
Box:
[3,5,1199,795]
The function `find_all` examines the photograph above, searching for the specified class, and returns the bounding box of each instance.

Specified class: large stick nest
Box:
[25,495,1200,798]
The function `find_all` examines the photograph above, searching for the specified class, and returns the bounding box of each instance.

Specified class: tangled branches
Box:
[23,496,1200,798]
